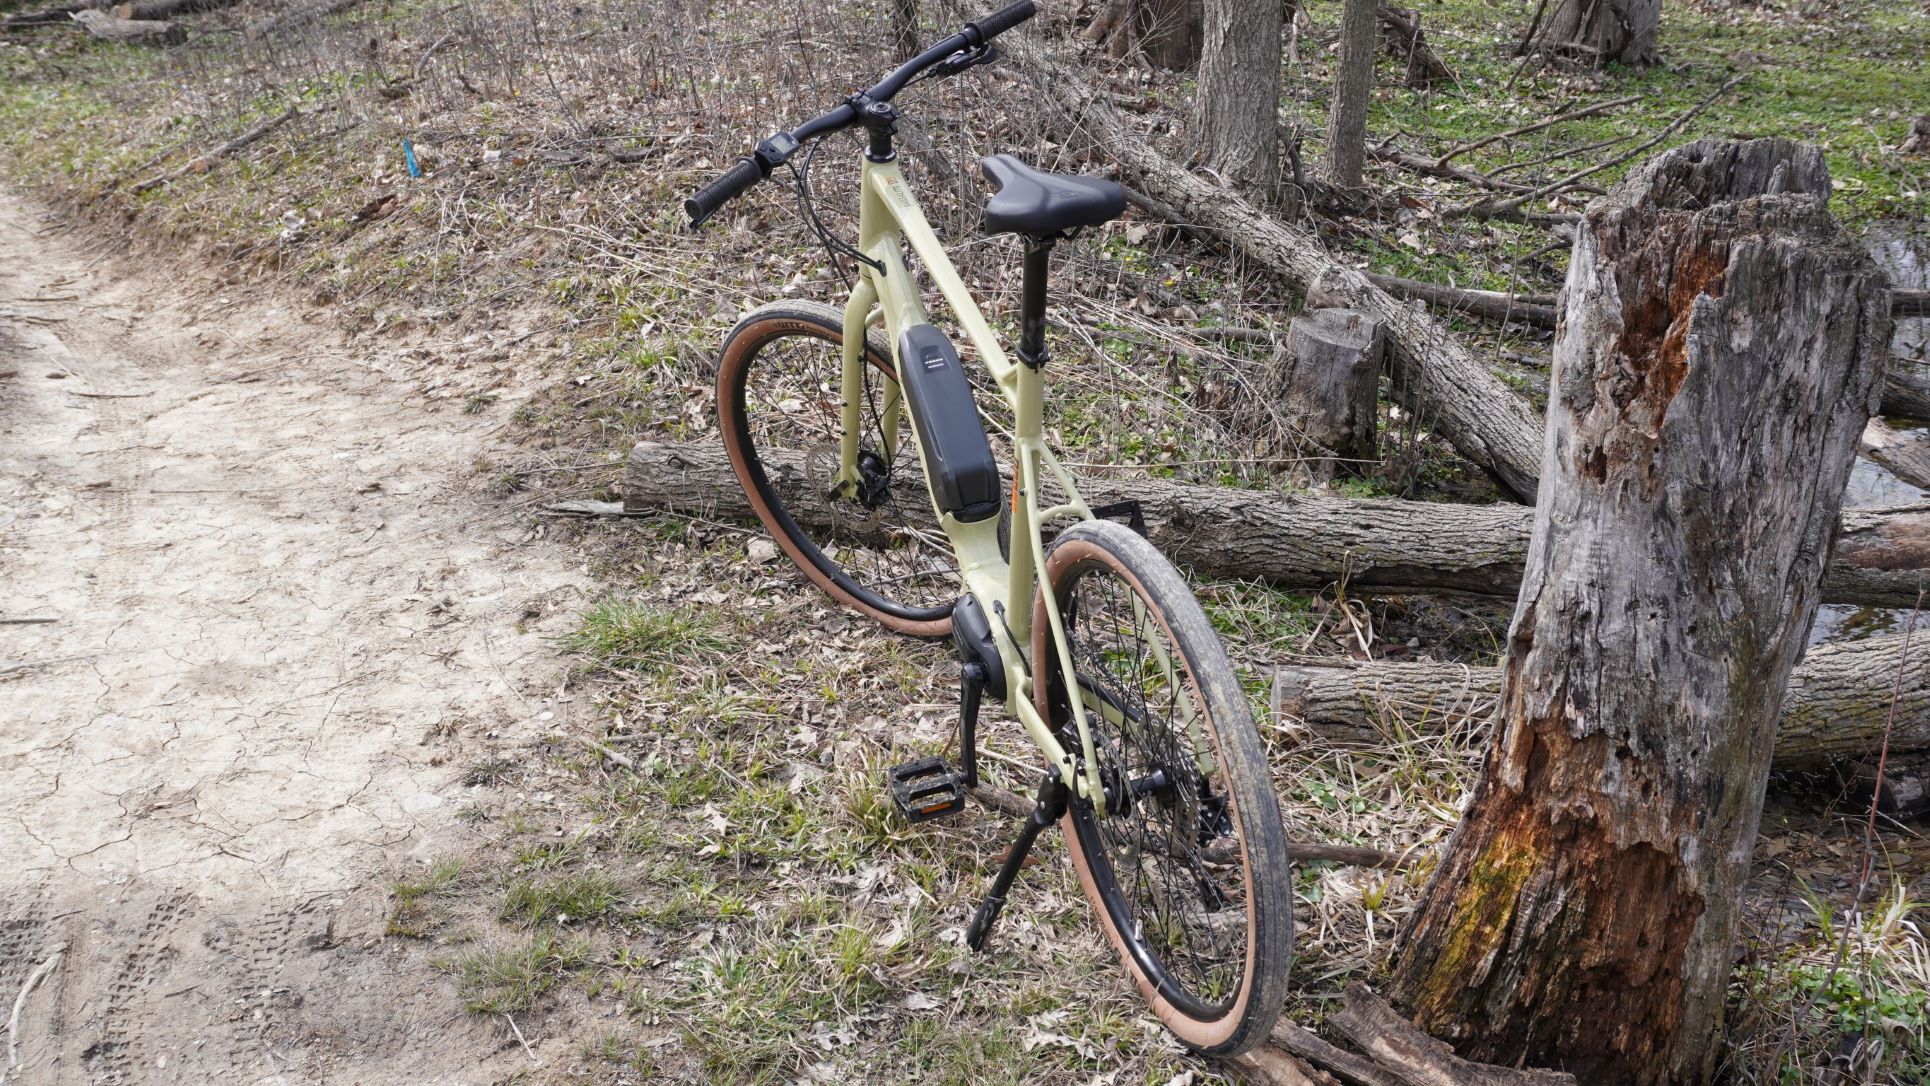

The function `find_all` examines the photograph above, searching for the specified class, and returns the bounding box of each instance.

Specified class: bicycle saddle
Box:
[979,154,1127,237]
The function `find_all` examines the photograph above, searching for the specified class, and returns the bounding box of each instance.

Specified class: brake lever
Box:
[931,44,999,79]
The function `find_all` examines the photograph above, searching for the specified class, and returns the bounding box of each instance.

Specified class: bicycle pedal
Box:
[888,756,967,823]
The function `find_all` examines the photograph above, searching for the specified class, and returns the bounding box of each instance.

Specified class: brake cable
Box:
[788,135,883,288]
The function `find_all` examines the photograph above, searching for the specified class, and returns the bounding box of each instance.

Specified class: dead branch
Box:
[1434,94,1639,168]
[130,107,299,194]
[1365,273,1555,326]
[1448,71,1749,220]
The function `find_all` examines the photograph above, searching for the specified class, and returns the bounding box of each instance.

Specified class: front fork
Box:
[832,277,901,498]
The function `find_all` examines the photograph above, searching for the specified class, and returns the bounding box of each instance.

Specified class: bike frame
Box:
[833,153,1112,809]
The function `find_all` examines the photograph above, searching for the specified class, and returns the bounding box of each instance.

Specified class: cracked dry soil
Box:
[1,196,592,1084]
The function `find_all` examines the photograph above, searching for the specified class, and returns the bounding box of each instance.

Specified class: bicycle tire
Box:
[1033,520,1292,1056]
[717,300,958,637]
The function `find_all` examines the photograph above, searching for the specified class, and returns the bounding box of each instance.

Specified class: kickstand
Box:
[965,771,1069,951]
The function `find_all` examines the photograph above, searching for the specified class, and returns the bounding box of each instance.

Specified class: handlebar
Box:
[683,1,1037,229]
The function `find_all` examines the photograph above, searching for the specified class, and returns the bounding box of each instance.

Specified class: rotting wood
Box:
[1390,139,1891,1083]
[1007,36,1548,501]
[1269,634,1930,770]
[1323,984,1576,1085]
[624,439,1930,608]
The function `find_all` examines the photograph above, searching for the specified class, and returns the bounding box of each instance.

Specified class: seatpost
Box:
[1018,236,1053,369]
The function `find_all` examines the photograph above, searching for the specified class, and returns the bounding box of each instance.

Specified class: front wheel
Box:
[1033,520,1292,1057]
[716,300,959,637]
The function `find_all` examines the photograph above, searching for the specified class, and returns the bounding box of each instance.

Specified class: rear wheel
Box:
[717,300,957,637]
[1034,520,1292,1057]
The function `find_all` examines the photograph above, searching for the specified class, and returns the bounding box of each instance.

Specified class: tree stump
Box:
[1389,139,1892,1083]
[1533,0,1660,68]
[1280,308,1383,479]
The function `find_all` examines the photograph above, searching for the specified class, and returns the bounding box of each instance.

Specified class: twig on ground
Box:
[1434,95,1640,168]
[5,941,66,1072]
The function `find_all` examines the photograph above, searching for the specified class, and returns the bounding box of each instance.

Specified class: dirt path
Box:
[0,195,590,1084]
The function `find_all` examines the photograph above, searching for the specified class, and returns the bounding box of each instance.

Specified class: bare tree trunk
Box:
[1390,140,1891,1083]
[1324,0,1377,189]
[890,0,918,62]
[1272,634,1930,771]
[623,439,1930,608]
[1536,0,1662,68]
[1088,0,1202,68]
[1198,0,1281,191]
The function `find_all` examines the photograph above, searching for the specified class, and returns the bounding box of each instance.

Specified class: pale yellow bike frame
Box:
[832,154,1120,811]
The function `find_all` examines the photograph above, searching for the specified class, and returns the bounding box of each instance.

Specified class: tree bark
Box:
[1010,37,1548,501]
[1390,140,1891,1083]
[1280,308,1382,476]
[1536,0,1661,68]
[1087,0,1202,69]
[1199,0,1281,191]
[1272,633,1930,771]
[624,439,1930,608]
[1324,0,1377,190]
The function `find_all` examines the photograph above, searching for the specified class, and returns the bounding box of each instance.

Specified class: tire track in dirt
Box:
[0,196,592,1083]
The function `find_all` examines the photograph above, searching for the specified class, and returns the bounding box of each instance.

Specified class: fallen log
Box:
[1271,634,1928,770]
[112,0,238,18]
[1,0,106,28]
[624,439,1930,608]
[1860,417,1930,491]
[71,7,181,43]
[1008,36,1548,502]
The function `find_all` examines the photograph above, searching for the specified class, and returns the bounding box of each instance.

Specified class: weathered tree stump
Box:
[1269,633,1930,771]
[1389,139,1892,1082]
[1279,308,1383,479]
[624,440,1930,608]
[1532,0,1660,68]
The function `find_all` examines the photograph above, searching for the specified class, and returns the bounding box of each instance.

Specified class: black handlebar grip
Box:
[968,0,1036,43]
[684,156,765,229]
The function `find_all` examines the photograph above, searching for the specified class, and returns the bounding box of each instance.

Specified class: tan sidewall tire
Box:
[1033,521,1290,1056]
[716,301,952,639]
